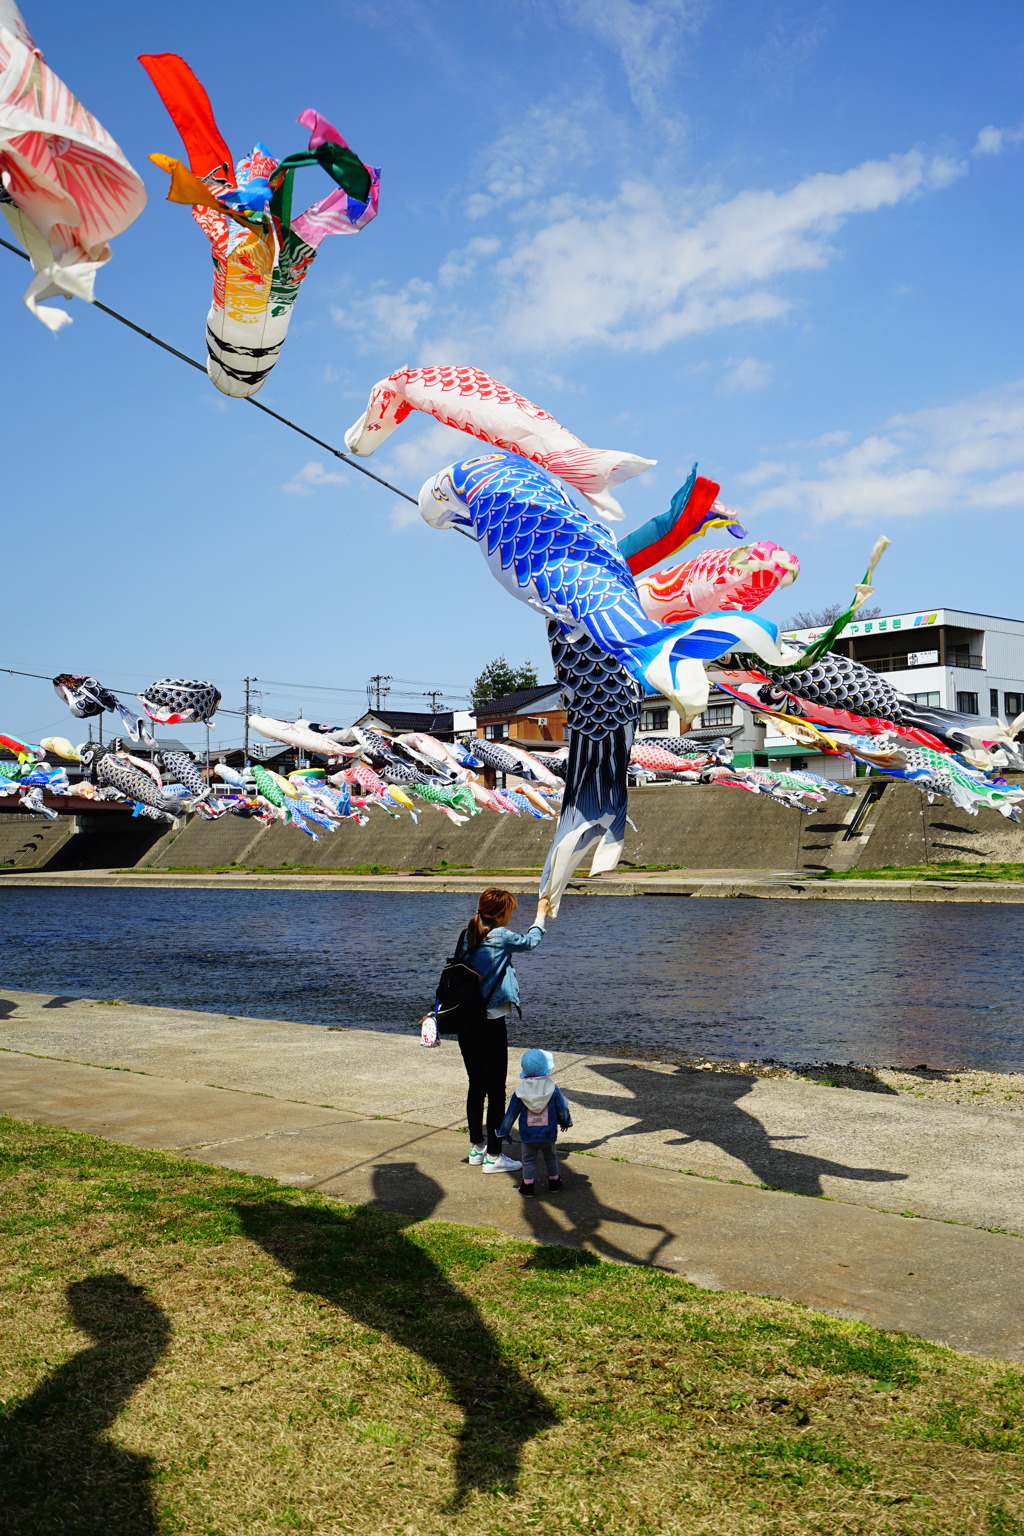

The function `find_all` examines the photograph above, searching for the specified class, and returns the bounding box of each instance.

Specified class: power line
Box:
[367,674,392,711]
[0,234,418,506]
[255,675,472,695]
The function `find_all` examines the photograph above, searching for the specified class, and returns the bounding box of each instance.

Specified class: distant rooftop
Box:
[354,708,456,734]
[474,685,562,717]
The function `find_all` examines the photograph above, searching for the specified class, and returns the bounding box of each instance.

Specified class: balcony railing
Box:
[862,653,982,674]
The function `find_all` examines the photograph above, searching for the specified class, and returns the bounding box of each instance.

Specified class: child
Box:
[497,1048,572,1196]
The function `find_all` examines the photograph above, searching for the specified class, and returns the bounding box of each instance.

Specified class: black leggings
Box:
[457,1022,509,1157]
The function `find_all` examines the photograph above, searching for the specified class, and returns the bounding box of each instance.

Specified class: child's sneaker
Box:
[467,1142,487,1166]
[482,1152,522,1174]
[548,1176,563,1192]
[518,1180,535,1196]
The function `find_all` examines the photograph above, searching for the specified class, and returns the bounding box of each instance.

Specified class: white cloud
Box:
[720,356,773,392]
[495,149,965,352]
[737,460,790,485]
[972,124,1024,157]
[466,98,605,219]
[439,237,501,288]
[390,498,422,530]
[332,278,434,348]
[281,461,348,496]
[386,419,478,484]
[558,0,707,119]
[744,382,1024,525]
[384,421,479,528]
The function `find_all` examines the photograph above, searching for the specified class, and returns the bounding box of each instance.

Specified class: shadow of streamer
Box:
[0,1273,171,1536]
[513,1160,674,1269]
[236,1162,556,1509]
[565,1062,909,1198]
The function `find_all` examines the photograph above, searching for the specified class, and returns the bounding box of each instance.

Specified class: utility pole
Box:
[367,674,392,712]
[424,690,444,712]
[243,676,257,763]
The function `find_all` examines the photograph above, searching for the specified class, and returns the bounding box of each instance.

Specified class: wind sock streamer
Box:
[140,53,378,397]
[637,541,799,624]
[346,365,654,521]
[0,1,146,328]
[139,679,221,727]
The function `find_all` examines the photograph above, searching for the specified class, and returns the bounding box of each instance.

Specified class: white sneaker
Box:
[468,1142,487,1165]
[482,1152,522,1174]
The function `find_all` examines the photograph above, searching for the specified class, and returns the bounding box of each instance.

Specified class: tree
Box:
[785,601,882,630]
[471,655,539,706]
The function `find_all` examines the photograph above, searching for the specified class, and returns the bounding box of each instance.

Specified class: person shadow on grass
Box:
[0,1273,170,1536]
[236,1162,557,1510]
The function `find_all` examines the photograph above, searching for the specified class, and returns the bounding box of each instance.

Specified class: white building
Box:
[634,607,1024,776]
[779,607,1024,723]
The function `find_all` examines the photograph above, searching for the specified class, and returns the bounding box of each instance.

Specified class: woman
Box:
[457,886,549,1173]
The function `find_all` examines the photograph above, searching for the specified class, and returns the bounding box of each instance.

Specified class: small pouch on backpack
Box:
[419,1004,441,1048]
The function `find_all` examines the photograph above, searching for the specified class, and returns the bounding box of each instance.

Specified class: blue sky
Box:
[4,0,1023,748]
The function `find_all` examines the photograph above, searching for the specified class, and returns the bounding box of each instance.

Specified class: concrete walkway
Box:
[1,988,1021,1362]
[2,868,1024,900]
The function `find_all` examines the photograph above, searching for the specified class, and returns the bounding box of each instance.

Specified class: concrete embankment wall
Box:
[0,811,166,871]
[4,777,1019,874]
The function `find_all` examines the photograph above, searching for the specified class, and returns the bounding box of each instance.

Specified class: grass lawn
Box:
[826,863,1024,882]
[1,1116,1022,1535]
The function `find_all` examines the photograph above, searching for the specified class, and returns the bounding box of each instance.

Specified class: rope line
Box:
[0,234,419,504]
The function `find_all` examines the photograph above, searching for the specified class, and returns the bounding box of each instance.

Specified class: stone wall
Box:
[6,777,1024,874]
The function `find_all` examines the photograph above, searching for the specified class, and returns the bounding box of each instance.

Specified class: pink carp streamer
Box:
[345,364,654,521]
[0,0,146,328]
[637,541,799,625]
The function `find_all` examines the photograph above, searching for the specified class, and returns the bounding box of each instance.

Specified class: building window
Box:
[484,722,507,740]
[908,692,940,706]
[703,704,734,727]
[991,690,1000,716]
[640,706,669,732]
[1005,693,1024,720]
[956,692,979,715]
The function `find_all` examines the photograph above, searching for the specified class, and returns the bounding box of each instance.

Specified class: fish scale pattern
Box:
[466,736,538,778]
[546,621,641,742]
[140,679,221,724]
[160,751,207,797]
[396,366,558,419]
[754,652,994,751]
[758,654,908,721]
[447,455,638,622]
[642,736,722,759]
[96,755,177,813]
[897,747,1023,819]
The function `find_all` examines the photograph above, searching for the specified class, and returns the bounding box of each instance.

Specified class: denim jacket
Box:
[458,923,544,1015]
[498,1081,572,1144]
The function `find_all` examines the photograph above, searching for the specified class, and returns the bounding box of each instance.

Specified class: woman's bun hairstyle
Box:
[468,886,518,948]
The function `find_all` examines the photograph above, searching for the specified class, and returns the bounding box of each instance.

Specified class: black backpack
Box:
[434,930,511,1036]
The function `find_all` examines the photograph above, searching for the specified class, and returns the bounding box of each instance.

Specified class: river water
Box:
[0,888,1020,1071]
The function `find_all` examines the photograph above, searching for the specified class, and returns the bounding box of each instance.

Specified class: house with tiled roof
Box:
[473,684,566,745]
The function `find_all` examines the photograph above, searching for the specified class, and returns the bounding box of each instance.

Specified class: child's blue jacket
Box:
[498,1082,572,1144]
